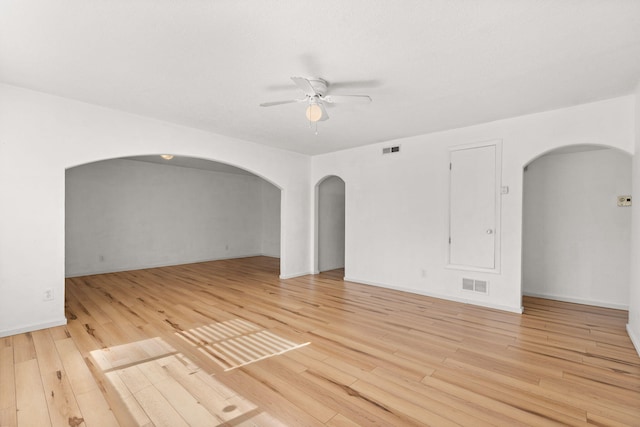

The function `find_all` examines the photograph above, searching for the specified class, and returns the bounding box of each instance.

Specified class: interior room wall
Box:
[312,96,635,313]
[0,84,310,337]
[260,179,281,257]
[522,148,631,309]
[317,176,346,272]
[65,158,280,277]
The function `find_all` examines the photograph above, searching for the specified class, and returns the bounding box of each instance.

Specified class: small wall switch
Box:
[617,195,632,207]
[43,288,54,301]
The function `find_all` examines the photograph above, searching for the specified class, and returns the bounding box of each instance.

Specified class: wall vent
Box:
[462,278,489,294]
[382,145,400,154]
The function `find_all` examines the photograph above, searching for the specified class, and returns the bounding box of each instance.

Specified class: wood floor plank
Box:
[144,368,218,426]
[54,338,101,396]
[348,378,461,427]
[0,339,17,427]
[428,365,589,425]
[293,357,428,426]
[221,367,326,426]
[2,257,639,426]
[372,366,542,427]
[31,329,85,427]
[339,365,499,427]
[326,413,364,427]
[15,359,51,427]
[103,370,153,426]
[12,332,37,364]
[161,356,257,423]
[421,375,571,427]
[239,358,338,423]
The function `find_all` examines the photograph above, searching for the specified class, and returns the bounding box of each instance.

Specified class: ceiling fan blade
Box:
[291,76,318,95]
[318,102,329,121]
[329,79,381,90]
[323,94,372,104]
[259,99,301,107]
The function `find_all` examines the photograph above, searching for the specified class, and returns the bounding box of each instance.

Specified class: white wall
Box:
[260,179,281,257]
[522,148,631,309]
[0,84,310,337]
[65,158,280,276]
[312,96,635,313]
[317,176,345,272]
[629,81,640,355]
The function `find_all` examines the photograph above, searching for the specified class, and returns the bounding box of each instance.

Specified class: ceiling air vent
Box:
[382,145,400,154]
[462,278,489,294]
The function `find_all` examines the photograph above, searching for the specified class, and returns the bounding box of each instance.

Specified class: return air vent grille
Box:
[382,145,400,154]
[462,278,489,294]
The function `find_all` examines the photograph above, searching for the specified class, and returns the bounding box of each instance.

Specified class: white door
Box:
[449,145,496,269]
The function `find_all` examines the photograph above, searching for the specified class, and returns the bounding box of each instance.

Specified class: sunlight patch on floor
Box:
[90,337,287,426]
[176,319,310,371]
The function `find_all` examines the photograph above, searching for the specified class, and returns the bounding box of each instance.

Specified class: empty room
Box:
[1,1,640,426]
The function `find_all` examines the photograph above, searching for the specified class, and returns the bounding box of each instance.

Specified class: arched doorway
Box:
[65,155,282,277]
[315,176,346,274]
[522,144,632,309]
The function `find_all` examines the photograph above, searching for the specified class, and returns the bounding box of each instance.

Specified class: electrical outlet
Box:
[617,195,632,207]
[43,288,54,301]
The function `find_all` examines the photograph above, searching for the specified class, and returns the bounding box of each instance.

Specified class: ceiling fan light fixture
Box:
[261,76,371,126]
[305,102,323,122]
[160,154,174,160]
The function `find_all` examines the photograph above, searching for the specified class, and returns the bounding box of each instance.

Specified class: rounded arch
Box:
[314,174,347,190]
[521,142,633,310]
[0,85,313,337]
[65,153,284,278]
[314,174,346,274]
[523,142,632,169]
[65,152,284,191]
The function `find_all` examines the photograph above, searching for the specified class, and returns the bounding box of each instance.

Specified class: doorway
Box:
[316,176,345,273]
[65,155,282,277]
[522,145,632,309]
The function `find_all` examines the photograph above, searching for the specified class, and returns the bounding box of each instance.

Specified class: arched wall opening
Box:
[521,143,632,309]
[65,155,282,277]
[314,175,346,274]
[0,84,314,337]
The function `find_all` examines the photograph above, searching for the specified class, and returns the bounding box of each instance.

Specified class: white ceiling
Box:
[2,1,640,155]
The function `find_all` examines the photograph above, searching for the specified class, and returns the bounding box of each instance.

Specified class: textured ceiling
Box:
[2,0,640,155]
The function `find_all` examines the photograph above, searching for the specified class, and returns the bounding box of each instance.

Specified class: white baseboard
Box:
[522,292,628,310]
[0,317,67,338]
[627,324,640,357]
[66,253,279,278]
[280,271,313,279]
[344,276,523,314]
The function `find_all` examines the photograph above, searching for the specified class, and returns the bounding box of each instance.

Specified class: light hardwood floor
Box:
[1,257,639,426]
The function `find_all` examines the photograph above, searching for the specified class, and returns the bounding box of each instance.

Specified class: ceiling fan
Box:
[260,77,372,124]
